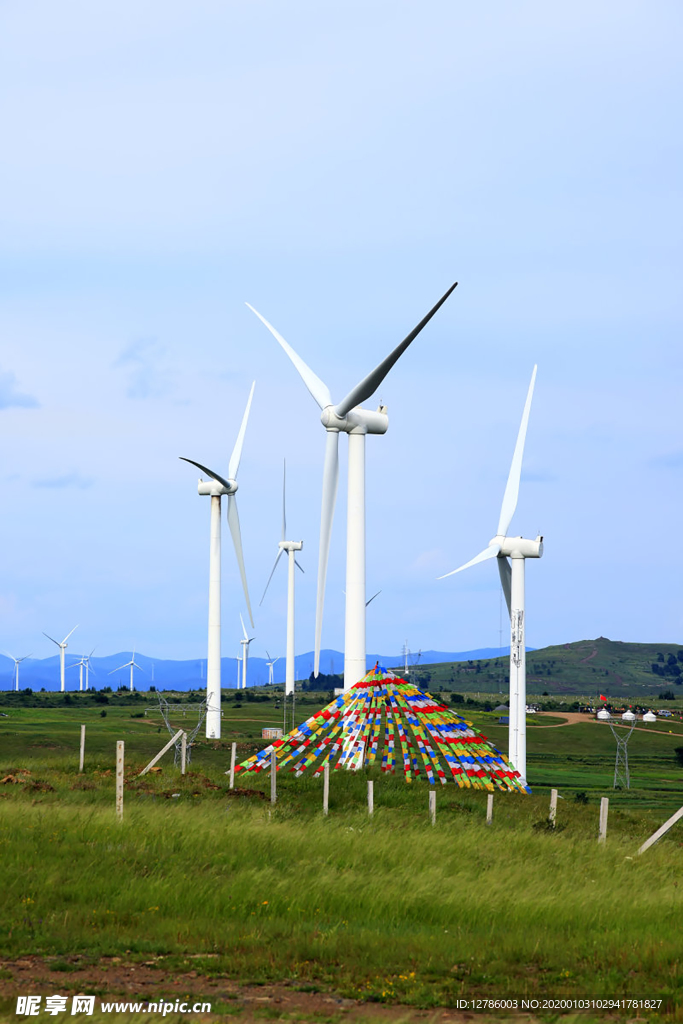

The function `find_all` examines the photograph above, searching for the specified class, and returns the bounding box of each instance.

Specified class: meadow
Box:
[1,694,683,1021]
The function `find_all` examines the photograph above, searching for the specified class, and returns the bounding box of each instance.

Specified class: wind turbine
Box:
[84,648,96,691]
[239,614,254,689]
[108,649,145,691]
[7,653,31,692]
[71,655,87,692]
[260,460,303,698]
[43,626,78,692]
[265,652,279,687]
[180,381,255,739]
[247,282,457,690]
[438,366,542,785]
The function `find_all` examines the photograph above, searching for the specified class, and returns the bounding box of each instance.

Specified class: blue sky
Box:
[0,1,681,663]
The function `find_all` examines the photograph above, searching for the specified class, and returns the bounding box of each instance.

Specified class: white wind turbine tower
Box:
[247,282,457,690]
[239,614,254,689]
[438,366,542,786]
[260,460,303,698]
[265,652,279,686]
[7,653,31,691]
[43,626,78,692]
[109,649,145,691]
[180,382,256,739]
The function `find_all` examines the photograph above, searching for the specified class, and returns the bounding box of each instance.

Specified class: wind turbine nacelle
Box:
[279,540,303,552]
[198,479,236,497]
[320,406,388,435]
[498,536,543,559]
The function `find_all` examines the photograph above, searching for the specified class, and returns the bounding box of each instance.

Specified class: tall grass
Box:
[2,797,682,1008]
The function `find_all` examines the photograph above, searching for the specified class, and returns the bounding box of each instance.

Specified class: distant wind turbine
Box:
[6,653,31,692]
[109,649,145,692]
[247,283,457,690]
[180,382,255,739]
[43,626,78,692]
[70,655,87,692]
[239,614,254,689]
[265,651,279,687]
[438,366,542,785]
[260,460,303,697]
[84,648,96,691]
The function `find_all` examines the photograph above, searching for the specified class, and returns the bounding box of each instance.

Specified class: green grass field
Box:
[1,695,683,1020]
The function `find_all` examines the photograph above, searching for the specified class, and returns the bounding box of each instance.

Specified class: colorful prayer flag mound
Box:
[235,666,530,792]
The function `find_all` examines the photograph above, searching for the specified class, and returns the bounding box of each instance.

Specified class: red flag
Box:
[599,694,607,701]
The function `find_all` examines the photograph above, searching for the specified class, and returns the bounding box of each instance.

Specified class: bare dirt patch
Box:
[0,956,484,1022]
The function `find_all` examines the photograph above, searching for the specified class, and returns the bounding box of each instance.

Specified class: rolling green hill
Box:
[411,636,683,700]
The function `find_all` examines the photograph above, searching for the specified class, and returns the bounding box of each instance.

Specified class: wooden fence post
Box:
[367,780,374,816]
[228,742,236,789]
[180,732,187,775]
[138,729,184,776]
[116,741,124,822]
[549,789,558,827]
[637,805,683,855]
[486,793,494,825]
[599,796,609,843]
[323,762,330,816]
[270,748,277,805]
[79,725,86,773]
[429,790,436,826]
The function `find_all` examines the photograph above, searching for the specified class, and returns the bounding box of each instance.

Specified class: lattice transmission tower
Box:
[606,714,637,789]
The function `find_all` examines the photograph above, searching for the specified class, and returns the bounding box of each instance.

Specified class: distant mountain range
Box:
[0,647,518,692]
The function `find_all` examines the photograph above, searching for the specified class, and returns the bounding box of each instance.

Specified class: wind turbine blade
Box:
[281,459,287,542]
[497,556,512,617]
[62,625,78,645]
[18,654,31,663]
[260,549,284,606]
[108,662,129,674]
[366,590,381,607]
[246,304,332,410]
[228,496,254,628]
[437,544,500,579]
[334,282,458,418]
[239,612,248,641]
[266,650,272,661]
[497,364,537,537]
[132,661,146,672]
[228,381,256,480]
[295,559,305,574]
[179,457,231,490]
[89,646,97,658]
[314,430,339,676]
[43,632,60,647]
